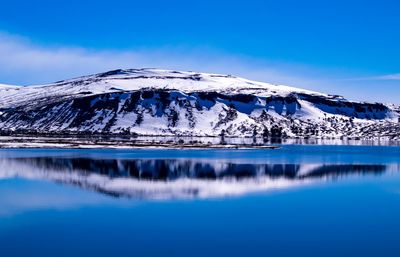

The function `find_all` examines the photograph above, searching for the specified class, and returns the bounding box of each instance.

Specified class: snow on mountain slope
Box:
[0,83,19,89]
[0,68,399,140]
[0,68,326,109]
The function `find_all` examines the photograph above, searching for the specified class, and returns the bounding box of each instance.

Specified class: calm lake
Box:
[1,145,400,257]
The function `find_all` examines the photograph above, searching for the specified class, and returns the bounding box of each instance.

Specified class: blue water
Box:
[0,145,400,257]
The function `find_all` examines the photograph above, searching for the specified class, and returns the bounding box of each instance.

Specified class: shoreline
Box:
[0,135,399,149]
[0,143,280,150]
[0,137,280,150]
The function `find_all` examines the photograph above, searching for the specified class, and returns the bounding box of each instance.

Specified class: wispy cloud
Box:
[372,74,400,81]
[0,31,330,88]
[342,73,400,82]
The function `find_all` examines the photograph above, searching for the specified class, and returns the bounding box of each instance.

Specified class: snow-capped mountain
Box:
[0,68,399,139]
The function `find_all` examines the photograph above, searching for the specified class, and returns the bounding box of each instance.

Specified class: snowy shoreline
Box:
[0,136,280,149]
[0,135,399,149]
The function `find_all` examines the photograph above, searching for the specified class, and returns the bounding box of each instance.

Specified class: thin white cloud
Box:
[0,31,330,89]
[373,74,400,81]
[342,73,400,81]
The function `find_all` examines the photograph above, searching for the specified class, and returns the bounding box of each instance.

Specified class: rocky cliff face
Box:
[0,68,399,139]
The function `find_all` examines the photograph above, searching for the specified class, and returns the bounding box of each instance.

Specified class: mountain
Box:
[0,68,399,140]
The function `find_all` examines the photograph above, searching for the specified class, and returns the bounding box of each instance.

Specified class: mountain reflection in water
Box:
[0,157,389,199]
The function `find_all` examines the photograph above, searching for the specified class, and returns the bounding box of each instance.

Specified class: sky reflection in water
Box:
[0,145,400,257]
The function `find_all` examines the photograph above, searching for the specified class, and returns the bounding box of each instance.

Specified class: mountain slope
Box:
[0,68,399,140]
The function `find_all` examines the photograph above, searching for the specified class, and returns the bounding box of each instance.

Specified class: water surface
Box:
[0,145,400,257]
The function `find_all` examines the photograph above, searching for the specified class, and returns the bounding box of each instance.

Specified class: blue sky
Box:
[1,0,399,103]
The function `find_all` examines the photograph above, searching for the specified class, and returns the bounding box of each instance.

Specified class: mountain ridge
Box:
[0,68,399,140]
